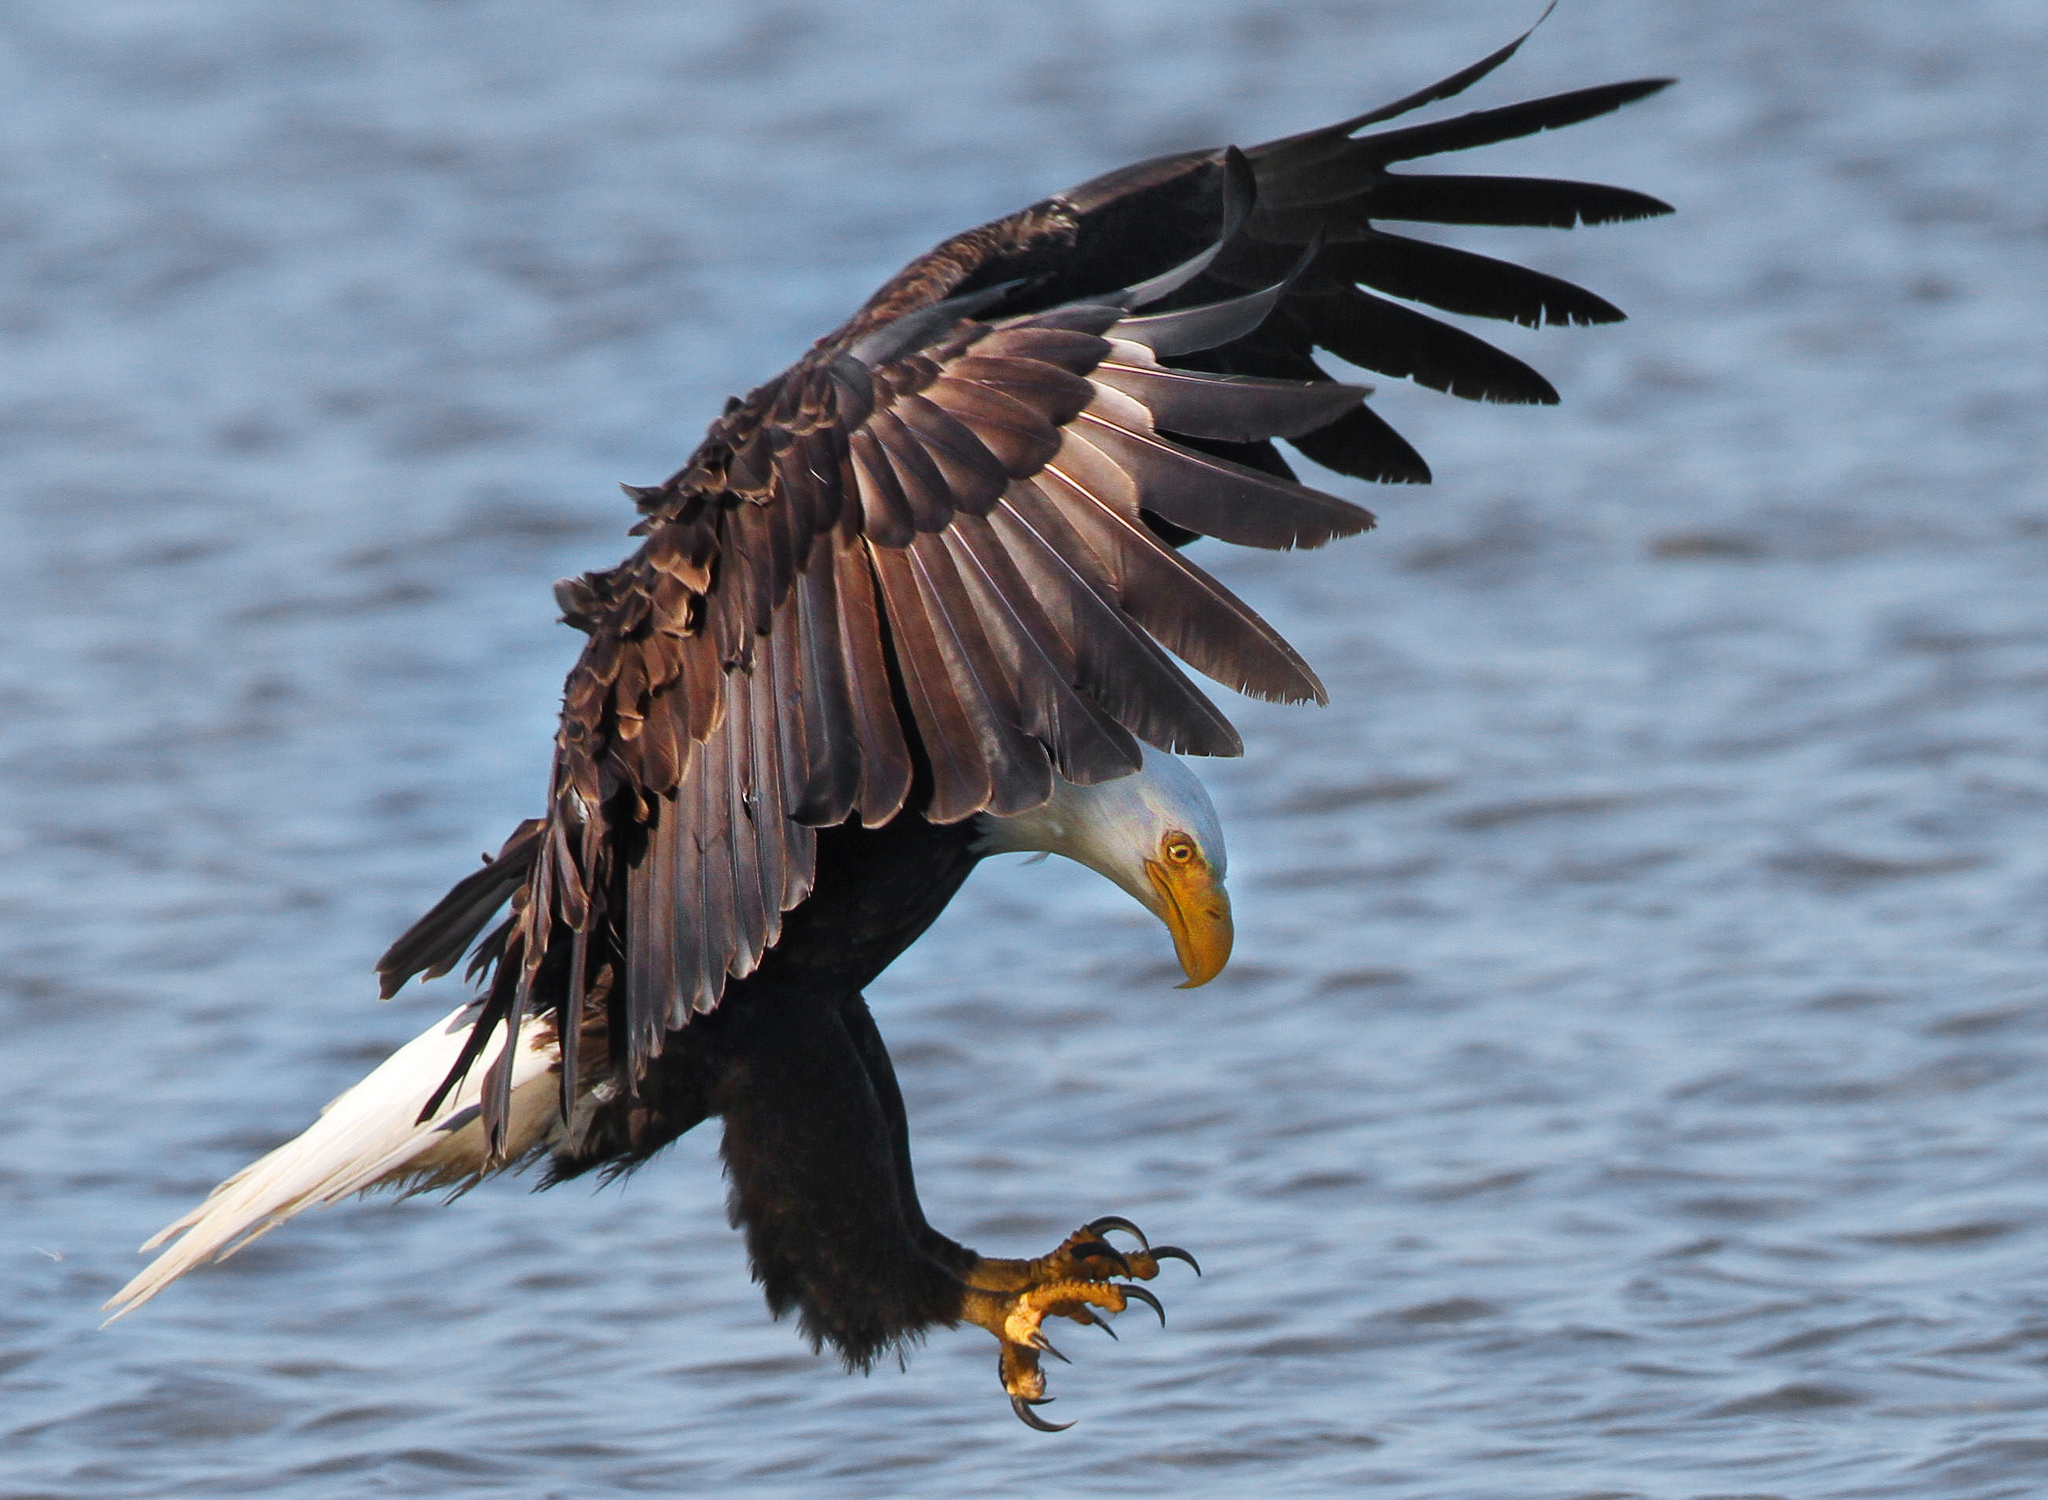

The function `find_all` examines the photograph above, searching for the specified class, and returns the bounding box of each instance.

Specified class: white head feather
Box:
[973,748,1228,914]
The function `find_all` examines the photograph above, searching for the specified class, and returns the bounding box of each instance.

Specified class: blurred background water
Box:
[3,1,2046,1495]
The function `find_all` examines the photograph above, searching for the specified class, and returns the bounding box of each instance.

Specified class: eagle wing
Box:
[374,30,1673,1148]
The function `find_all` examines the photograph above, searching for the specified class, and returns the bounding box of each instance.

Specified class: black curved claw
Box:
[1028,1332,1072,1364]
[1090,1314,1120,1341]
[1012,1394,1074,1433]
[1066,1238,1133,1276]
[1120,1283,1167,1326]
[1085,1215,1151,1251]
[1150,1244,1203,1276]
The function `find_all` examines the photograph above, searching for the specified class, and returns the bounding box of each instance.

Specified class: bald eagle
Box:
[106,26,1670,1430]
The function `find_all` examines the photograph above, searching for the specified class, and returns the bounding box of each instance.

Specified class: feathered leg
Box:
[833,991,1196,1430]
[837,992,979,1276]
[712,988,965,1366]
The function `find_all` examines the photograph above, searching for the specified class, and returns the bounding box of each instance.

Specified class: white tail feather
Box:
[104,1001,562,1322]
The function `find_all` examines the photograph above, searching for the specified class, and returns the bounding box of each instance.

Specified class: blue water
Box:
[4,1,2047,1494]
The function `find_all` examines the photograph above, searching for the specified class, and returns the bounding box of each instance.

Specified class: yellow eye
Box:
[1164,838,1195,865]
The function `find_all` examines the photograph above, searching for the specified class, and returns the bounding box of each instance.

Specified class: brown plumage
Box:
[113,27,1673,1427]
[372,26,1672,1162]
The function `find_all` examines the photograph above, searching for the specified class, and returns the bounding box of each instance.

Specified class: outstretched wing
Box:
[377,31,1672,1150]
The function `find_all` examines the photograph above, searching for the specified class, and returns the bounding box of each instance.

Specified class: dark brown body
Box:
[366,32,1673,1385]
[553,815,987,1363]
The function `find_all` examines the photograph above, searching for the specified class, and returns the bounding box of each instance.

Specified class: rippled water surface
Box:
[5,1,2047,1495]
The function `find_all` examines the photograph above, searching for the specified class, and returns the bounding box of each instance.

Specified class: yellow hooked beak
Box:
[1143,835,1234,988]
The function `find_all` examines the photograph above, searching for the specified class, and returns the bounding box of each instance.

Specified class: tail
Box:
[103,1000,563,1323]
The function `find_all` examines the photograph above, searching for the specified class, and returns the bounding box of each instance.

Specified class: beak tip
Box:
[1146,858,1233,990]
[1171,922,1232,989]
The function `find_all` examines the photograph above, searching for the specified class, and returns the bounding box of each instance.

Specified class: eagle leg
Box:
[956,1218,1191,1291]
[845,994,1202,1426]
[953,1219,1195,1429]
[713,988,1198,1426]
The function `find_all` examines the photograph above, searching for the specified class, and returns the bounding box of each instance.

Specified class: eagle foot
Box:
[958,1217,1197,1431]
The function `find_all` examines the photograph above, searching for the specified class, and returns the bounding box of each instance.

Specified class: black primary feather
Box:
[115,28,1671,1406]
[359,36,1671,1159]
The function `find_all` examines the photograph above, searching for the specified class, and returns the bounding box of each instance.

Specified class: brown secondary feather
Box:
[369,32,1673,1156]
